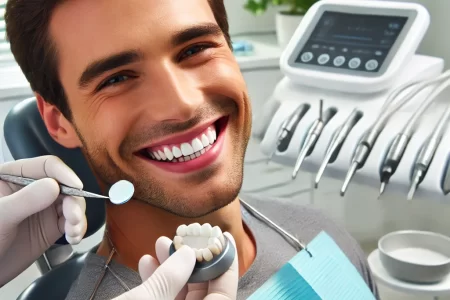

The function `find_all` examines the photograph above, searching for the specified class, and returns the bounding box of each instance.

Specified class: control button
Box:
[301,52,314,62]
[318,54,330,65]
[312,44,320,49]
[365,59,379,71]
[329,46,335,51]
[342,48,349,53]
[333,56,346,67]
[375,51,383,56]
[348,57,361,69]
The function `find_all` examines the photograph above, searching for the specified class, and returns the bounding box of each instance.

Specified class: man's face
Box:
[48,0,251,217]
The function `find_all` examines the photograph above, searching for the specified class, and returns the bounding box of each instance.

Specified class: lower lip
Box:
[140,119,228,174]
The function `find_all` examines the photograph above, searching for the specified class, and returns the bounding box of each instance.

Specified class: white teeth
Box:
[202,248,214,261]
[184,156,191,161]
[201,134,210,147]
[181,143,194,156]
[192,138,204,152]
[195,249,203,262]
[195,152,201,158]
[176,224,188,236]
[208,237,222,255]
[164,148,174,160]
[153,151,161,160]
[201,223,212,236]
[158,150,166,160]
[211,128,217,141]
[173,223,226,262]
[211,226,222,238]
[178,157,184,162]
[190,154,195,159]
[172,146,182,158]
[207,130,215,144]
[173,235,183,250]
[189,223,201,236]
[200,149,206,154]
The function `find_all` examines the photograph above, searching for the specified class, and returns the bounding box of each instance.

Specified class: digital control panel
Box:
[296,12,408,73]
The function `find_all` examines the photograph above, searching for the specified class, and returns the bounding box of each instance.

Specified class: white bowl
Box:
[378,230,450,284]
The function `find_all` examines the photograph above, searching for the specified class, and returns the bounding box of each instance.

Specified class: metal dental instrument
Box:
[267,103,310,163]
[340,72,450,197]
[315,109,363,188]
[292,100,337,180]
[379,76,450,198]
[441,155,450,195]
[0,174,109,199]
[239,198,312,257]
[407,105,450,201]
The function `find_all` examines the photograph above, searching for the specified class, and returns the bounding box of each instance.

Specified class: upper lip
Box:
[138,116,223,151]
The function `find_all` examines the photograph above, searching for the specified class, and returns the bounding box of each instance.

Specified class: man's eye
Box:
[98,74,130,90]
[179,44,211,61]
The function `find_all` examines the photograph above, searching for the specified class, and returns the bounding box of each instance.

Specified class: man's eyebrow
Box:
[171,22,223,47]
[78,50,143,89]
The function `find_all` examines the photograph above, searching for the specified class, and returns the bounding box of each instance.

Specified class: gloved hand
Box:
[114,232,238,300]
[0,156,87,286]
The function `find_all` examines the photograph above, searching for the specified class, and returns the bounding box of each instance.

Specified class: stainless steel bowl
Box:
[378,230,450,284]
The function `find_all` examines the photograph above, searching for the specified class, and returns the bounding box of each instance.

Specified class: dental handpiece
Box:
[339,80,435,197]
[379,77,450,198]
[292,100,337,180]
[268,104,310,162]
[315,109,363,188]
[407,105,450,201]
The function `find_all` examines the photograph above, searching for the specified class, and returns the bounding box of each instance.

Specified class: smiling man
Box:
[5,0,378,299]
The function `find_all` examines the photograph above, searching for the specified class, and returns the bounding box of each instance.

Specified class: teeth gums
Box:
[146,126,217,162]
[173,223,225,262]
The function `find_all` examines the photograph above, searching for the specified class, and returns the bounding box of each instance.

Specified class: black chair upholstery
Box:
[3,97,106,244]
[16,246,99,300]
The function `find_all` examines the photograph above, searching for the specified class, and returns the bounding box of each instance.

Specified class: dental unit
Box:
[379,71,450,198]
[407,105,450,201]
[258,0,450,201]
[315,108,363,188]
[267,103,310,163]
[292,100,337,180]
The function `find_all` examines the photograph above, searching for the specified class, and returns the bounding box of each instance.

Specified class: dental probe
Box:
[267,103,310,163]
[315,109,363,188]
[340,72,450,197]
[379,77,450,198]
[407,105,450,201]
[239,199,312,256]
[292,100,337,180]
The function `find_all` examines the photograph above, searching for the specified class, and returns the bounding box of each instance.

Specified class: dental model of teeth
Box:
[173,223,226,262]
[148,126,217,162]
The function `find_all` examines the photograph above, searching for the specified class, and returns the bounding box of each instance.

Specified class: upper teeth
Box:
[147,126,217,162]
[173,223,225,262]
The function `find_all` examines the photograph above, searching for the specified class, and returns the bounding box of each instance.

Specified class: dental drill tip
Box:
[407,171,422,201]
[319,99,323,120]
[314,182,318,189]
[341,162,358,197]
[378,181,386,199]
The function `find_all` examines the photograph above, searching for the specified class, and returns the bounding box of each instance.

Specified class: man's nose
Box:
[144,64,204,122]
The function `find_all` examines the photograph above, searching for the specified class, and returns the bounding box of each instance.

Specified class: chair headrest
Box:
[3,97,106,244]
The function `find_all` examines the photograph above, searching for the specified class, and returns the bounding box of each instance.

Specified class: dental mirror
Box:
[169,223,236,283]
[108,180,135,205]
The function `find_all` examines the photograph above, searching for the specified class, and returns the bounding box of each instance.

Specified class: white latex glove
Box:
[114,232,238,300]
[0,156,87,286]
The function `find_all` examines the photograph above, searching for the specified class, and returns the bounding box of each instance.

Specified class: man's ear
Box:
[35,93,82,149]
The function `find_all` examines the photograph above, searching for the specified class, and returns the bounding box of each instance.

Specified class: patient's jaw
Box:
[38,0,252,218]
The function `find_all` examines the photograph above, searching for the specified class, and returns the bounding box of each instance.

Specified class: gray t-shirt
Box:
[65,194,379,299]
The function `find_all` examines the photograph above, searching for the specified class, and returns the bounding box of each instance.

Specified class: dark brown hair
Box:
[5,0,231,120]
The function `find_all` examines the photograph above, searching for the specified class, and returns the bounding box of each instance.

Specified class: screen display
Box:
[295,12,408,73]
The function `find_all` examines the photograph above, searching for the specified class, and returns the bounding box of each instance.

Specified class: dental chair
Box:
[2,97,106,300]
